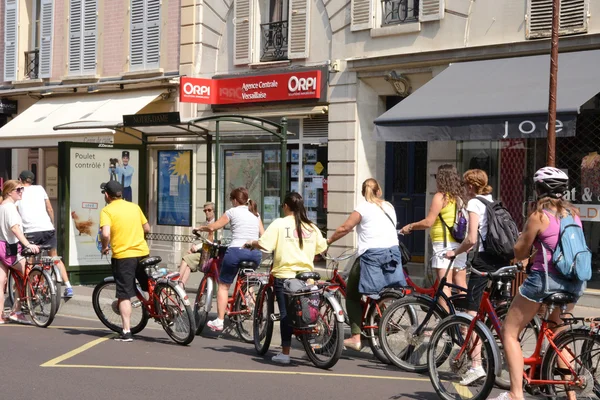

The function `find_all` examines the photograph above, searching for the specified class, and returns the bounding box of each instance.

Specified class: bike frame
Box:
[11,255,54,302]
[134,272,184,321]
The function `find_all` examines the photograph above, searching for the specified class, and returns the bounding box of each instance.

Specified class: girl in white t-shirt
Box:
[328,178,405,351]
[0,180,40,324]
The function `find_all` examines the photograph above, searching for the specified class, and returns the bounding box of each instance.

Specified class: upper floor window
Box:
[3,0,19,81]
[381,0,418,25]
[130,0,161,71]
[233,0,309,65]
[526,0,588,39]
[350,0,444,32]
[69,0,98,76]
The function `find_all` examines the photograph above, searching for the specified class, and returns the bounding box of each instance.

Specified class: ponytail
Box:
[284,192,314,249]
[247,199,259,217]
[361,178,384,206]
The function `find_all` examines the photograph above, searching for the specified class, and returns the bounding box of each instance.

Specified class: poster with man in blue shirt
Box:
[116,151,134,202]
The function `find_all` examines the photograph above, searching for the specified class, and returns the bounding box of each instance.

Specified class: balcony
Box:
[25,49,40,79]
[260,21,288,62]
[381,0,419,25]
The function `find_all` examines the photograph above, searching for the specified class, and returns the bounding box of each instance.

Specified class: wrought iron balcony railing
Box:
[381,0,419,25]
[260,21,288,62]
[25,49,40,79]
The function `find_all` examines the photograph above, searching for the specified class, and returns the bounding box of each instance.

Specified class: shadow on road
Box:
[389,391,438,400]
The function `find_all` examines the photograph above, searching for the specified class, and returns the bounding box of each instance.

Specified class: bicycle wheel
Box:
[92,280,148,334]
[154,282,195,345]
[541,328,600,399]
[7,269,16,307]
[234,277,262,343]
[428,315,497,400]
[379,295,446,372]
[365,290,403,364]
[253,284,274,355]
[26,269,57,327]
[194,277,211,335]
[50,266,62,312]
[490,305,540,390]
[301,294,345,369]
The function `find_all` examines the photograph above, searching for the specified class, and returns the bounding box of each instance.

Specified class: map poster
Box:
[225,151,263,213]
[68,146,139,267]
[158,150,192,226]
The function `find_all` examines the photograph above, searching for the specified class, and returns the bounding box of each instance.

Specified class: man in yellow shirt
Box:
[99,181,150,342]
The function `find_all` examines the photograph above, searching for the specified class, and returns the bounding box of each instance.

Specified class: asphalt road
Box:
[0,314,495,400]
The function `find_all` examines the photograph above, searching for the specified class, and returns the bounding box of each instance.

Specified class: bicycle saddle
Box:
[239,260,258,270]
[543,292,576,306]
[139,256,162,267]
[295,271,321,281]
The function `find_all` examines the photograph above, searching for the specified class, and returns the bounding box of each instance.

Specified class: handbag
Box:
[378,204,411,265]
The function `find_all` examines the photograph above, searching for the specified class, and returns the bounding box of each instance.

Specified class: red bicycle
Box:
[192,234,268,342]
[323,248,405,364]
[92,256,196,345]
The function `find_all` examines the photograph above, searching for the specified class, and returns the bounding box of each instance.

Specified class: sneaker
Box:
[343,339,362,351]
[8,312,30,324]
[271,352,291,365]
[487,393,514,400]
[0,318,8,324]
[459,365,486,385]
[63,287,74,298]
[207,318,224,332]
[114,331,133,342]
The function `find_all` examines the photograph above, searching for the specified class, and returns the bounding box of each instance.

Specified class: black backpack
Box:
[476,197,519,261]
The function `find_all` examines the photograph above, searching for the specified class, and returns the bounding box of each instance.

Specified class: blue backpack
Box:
[542,210,592,282]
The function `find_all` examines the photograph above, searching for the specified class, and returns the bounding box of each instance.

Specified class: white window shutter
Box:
[68,0,83,74]
[82,0,97,74]
[419,0,444,22]
[233,0,252,65]
[351,0,373,31]
[39,0,54,78]
[145,0,161,69]
[3,0,18,82]
[526,0,588,39]
[288,0,310,59]
[130,0,145,70]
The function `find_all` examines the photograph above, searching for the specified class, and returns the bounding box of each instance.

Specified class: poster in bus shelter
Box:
[67,145,140,267]
[157,150,193,226]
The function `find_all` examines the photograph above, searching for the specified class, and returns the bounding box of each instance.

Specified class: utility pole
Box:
[547,0,560,167]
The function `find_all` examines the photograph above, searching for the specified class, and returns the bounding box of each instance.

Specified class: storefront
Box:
[375,49,600,290]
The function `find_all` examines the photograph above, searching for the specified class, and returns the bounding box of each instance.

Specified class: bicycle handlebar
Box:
[322,248,358,262]
[470,264,520,278]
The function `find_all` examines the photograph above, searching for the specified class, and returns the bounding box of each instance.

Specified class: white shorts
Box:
[431,241,467,270]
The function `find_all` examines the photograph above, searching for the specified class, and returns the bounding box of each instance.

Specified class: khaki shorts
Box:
[182,252,202,272]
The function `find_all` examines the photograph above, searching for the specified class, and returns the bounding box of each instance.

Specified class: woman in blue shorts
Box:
[197,187,263,332]
[490,167,585,400]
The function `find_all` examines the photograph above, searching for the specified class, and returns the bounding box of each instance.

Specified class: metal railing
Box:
[25,49,40,79]
[260,21,288,62]
[381,0,419,25]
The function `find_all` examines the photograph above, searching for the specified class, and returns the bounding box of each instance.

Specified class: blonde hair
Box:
[361,178,384,206]
[2,180,20,199]
[463,169,492,195]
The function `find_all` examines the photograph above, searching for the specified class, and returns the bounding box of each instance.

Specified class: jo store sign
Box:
[179,70,322,105]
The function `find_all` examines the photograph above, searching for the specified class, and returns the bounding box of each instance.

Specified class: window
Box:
[381,0,418,25]
[3,0,18,82]
[526,0,588,39]
[130,0,161,71]
[259,0,289,62]
[68,0,97,76]
[351,0,444,31]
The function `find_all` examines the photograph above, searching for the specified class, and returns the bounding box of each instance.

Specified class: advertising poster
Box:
[225,151,263,212]
[68,146,140,267]
[158,150,192,226]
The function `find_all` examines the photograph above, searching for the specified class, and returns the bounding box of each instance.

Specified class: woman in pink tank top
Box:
[489,168,585,400]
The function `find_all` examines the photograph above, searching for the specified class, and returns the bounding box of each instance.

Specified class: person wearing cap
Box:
[177,202,216,286]
[115,151,134,202]
[99,180,150,342]
[16,170,74,298]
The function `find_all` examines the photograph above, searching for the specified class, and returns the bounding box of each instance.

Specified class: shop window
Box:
[526,0,588,40]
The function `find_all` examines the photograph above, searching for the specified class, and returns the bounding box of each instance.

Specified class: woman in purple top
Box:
[490,167,585,400]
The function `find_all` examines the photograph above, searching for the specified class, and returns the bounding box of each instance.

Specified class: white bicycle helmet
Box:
[533,167,569,198]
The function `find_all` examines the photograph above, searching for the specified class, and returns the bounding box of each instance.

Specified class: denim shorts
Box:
[219,247,262,284]
[519,270,586,304]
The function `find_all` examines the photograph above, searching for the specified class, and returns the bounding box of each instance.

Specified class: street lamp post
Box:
[547,0,560,167]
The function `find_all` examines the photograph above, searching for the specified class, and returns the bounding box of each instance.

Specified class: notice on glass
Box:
[312,176,324,189]
[263,196,280,224]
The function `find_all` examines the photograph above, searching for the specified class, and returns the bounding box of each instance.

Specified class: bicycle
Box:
[253,267,346,369]
[323,248,406,364]
[7,244,58,327]
[92,255,196,345]
[427,266,583,400]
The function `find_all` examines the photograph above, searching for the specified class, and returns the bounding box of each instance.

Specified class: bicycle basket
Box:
[284,279,321,328]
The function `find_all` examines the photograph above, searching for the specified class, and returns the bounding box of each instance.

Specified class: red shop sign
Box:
[180,70,322,105]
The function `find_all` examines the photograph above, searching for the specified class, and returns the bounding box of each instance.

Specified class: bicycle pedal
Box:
[270,313,280,321]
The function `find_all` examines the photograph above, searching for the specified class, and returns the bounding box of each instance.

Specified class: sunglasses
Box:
[203,208,213,212]
[14,187,24,193]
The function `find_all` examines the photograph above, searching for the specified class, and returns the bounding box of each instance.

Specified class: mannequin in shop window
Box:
[581,152,600,199]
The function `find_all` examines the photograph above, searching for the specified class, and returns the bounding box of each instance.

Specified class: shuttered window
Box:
[233,0,252,65]
[303,115,328,138]
[39,0,54,78]
[287,0,309,59]
[526,0,588,39]
[3,0,18,82]
[419,0,444,22]
[130,0,161,71]
[351,0,373,31]
[69,0,97,75]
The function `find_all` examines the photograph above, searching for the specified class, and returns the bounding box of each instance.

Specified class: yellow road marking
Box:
[40,334,115,367]
[43,363,431,381]
[452,382,473,398]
